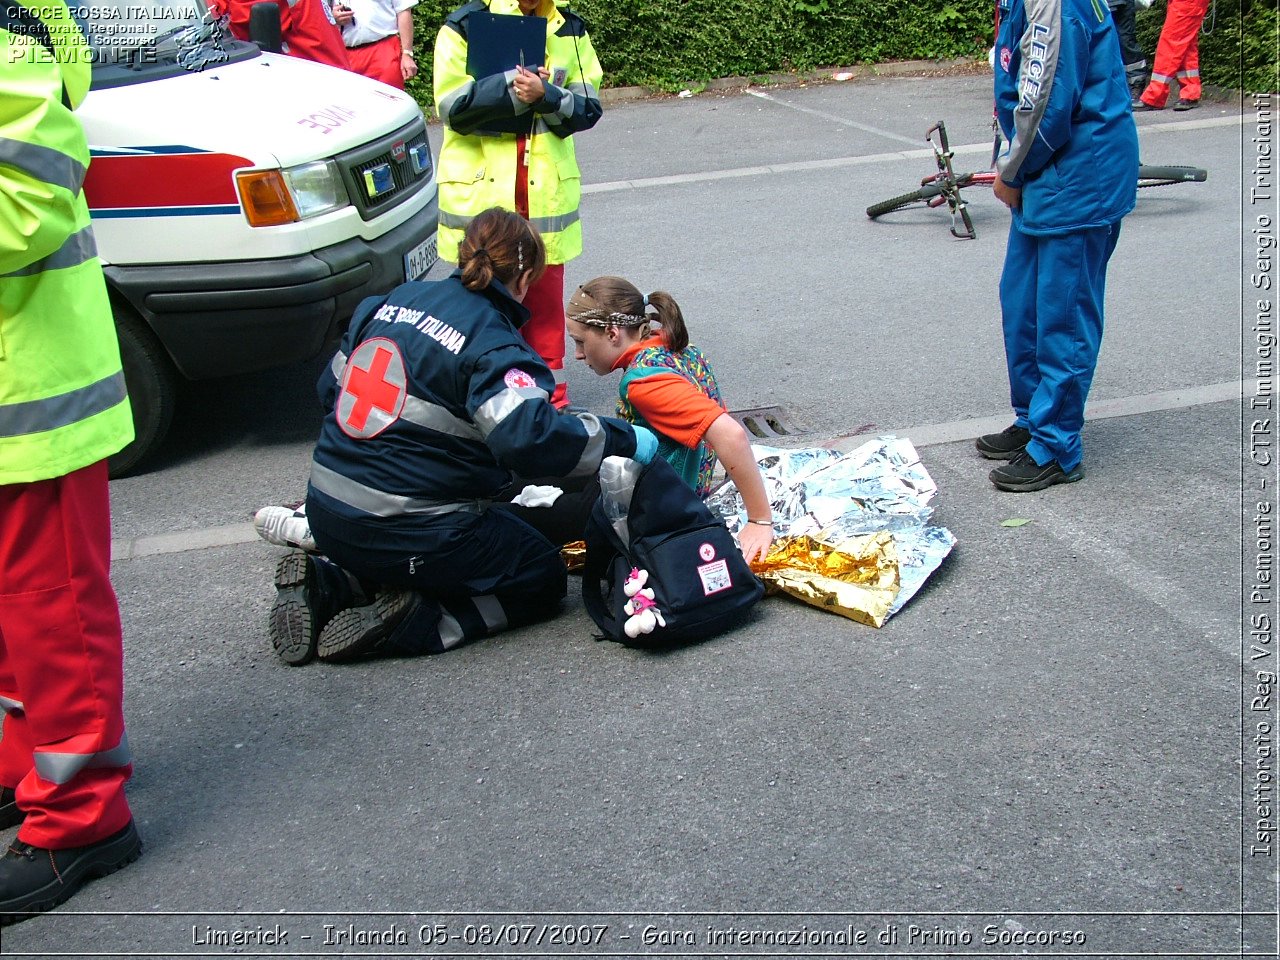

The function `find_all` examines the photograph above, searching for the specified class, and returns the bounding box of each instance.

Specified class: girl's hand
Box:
[737,522,773,565]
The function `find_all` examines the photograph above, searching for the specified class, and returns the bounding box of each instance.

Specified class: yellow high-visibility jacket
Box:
[0,2,132,484]
[433,0,603,265]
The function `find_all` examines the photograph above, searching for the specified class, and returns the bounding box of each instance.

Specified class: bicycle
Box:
[866,120,1209,240]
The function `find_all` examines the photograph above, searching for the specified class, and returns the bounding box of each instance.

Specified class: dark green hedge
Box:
[407,0,1275,108]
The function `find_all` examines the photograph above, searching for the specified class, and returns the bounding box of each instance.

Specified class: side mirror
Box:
[248,1,283,53]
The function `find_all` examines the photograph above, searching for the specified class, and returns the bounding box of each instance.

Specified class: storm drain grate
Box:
[728,406,803,439]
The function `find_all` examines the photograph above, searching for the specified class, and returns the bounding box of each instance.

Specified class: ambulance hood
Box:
[83,53,424,168]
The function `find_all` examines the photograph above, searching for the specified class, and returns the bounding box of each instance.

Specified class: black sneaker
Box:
[1173,98,1199,111]
[316,589,421,663]
[974,424,1031,460]
[1131,98,1159,111]
[989,450,1083,492]
[269,552,354,666]
[0,788,21,831]
[0,819,141,925]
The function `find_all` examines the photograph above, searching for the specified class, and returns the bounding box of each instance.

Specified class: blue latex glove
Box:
[631,425,659,464]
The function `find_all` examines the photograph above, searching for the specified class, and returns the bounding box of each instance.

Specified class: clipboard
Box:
[466,12,547,80]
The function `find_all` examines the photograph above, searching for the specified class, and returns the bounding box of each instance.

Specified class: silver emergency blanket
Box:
[705,436,956,626]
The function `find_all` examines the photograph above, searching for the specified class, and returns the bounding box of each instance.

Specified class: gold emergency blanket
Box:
[705,437,956,627]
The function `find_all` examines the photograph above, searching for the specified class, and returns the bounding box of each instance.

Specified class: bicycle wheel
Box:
[1137,164,1208,188]
[866,181,945,218]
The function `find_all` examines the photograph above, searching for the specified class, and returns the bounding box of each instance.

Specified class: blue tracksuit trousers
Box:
[999,221,1122,472]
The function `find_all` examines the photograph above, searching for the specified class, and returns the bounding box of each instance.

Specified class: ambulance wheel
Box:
[108,309,176,479]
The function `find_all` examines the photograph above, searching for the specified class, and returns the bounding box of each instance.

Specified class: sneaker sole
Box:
[269,552,318,666]
[316,591,418,663]
[990,464,1084,492]
[0,822,142,924]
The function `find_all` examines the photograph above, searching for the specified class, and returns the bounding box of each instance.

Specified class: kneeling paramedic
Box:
[268,208,657,663]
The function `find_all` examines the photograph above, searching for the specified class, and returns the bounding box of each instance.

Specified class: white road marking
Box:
[745,88,923,145]
[113,381,1242,561]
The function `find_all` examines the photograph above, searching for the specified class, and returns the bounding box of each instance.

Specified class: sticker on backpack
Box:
[697,558,732,595]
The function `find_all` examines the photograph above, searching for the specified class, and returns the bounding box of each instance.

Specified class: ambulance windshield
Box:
[80,1,208,59]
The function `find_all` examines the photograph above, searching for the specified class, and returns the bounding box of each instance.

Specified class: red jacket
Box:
[212,0,351,70]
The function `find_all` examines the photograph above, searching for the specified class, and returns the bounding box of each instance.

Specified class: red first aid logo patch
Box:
[699,542,716,562]
[1000,47,1013,72]
[504,368,537,390]
[337,338,408,439]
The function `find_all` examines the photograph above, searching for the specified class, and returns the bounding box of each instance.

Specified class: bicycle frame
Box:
[923,121,979,240]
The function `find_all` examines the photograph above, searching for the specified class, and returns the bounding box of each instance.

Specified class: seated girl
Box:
[565,277,774,564]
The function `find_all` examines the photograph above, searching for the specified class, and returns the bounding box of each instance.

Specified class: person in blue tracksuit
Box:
[268,208,657,664]
[978,0,1139,492]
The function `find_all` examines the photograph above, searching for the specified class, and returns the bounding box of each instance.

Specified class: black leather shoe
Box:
[974,424,1031,460]
[0,819,141,924]
[1131,98,1159,111]
[1173,98,1199,111]
[989,450,1084,492]
[0,788,21,831]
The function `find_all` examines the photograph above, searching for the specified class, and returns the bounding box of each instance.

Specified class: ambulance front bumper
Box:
[103,196,438,381]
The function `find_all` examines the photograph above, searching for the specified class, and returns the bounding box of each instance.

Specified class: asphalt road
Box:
[2,74,1271,960]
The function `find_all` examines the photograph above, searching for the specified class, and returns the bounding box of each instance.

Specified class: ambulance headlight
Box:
[284,160,347,219]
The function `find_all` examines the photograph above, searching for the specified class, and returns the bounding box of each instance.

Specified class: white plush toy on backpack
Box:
[622,567,666,639]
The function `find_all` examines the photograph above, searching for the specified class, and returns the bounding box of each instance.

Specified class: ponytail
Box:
[645,290,688,353]
[457,207,546,294]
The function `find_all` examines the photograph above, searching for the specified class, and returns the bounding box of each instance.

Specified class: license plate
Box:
[404,235,438,281]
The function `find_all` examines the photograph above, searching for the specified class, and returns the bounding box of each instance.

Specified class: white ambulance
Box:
[79,2,438,474]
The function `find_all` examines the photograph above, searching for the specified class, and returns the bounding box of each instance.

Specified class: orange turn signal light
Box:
[236,170,299,227]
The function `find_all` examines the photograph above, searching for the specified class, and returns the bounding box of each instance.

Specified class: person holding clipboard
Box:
[433,0,604,409]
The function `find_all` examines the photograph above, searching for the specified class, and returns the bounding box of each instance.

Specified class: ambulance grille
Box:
[335,118,434,222]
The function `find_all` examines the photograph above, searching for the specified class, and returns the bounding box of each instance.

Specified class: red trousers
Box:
[0,460,132,848]
[347,34,404,89]
[1139,0,1209,107]
[521,264,568,408]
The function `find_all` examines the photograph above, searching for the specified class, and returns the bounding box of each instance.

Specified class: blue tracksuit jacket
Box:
[994,0,1139,235]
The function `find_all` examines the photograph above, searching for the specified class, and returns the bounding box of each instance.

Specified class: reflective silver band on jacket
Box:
[0,695,24,714]
[566,412,606,478]
[0,225,98,278]
[33,733,132,786]
[0,137,86,195]
[437,79,474,118]
[0,370,128,439]
[438,209,580,236]
[310,461,488,518]
[473,384,548,435]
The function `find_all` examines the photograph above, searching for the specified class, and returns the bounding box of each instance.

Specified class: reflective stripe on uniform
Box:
[1175,68,1199,78]
[310,460,488,517]
[0,370,127,439]
[567,412,606,478]
[473,384,548,434]
[439,611,465,650]
[0,225,97,278]
[437,209,580,238]
[33,732,131,785]
[0,136,85,194]
[0,695,24,714]
[330,350,347,381]
[400,394,484,440]
[1149,71,1172,84]
[436,80,474,118]
[473,595,508,633]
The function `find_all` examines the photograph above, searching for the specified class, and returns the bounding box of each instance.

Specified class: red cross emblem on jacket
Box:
[337,338,407,438]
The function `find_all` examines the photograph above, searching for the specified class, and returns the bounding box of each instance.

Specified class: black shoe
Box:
[974,424,1031,460]
[1131,98,1159,111]
[989,450,1083,492]
[0,788,21,831]
[269,552,354,666]
[1173,98,1199,111]
[316,589,421,663]
[0,819,141,925]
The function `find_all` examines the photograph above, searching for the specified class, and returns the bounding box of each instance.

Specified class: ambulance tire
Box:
[108,309,176,479]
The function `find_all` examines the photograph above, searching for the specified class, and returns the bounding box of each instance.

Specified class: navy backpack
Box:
[582,456,764,647]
